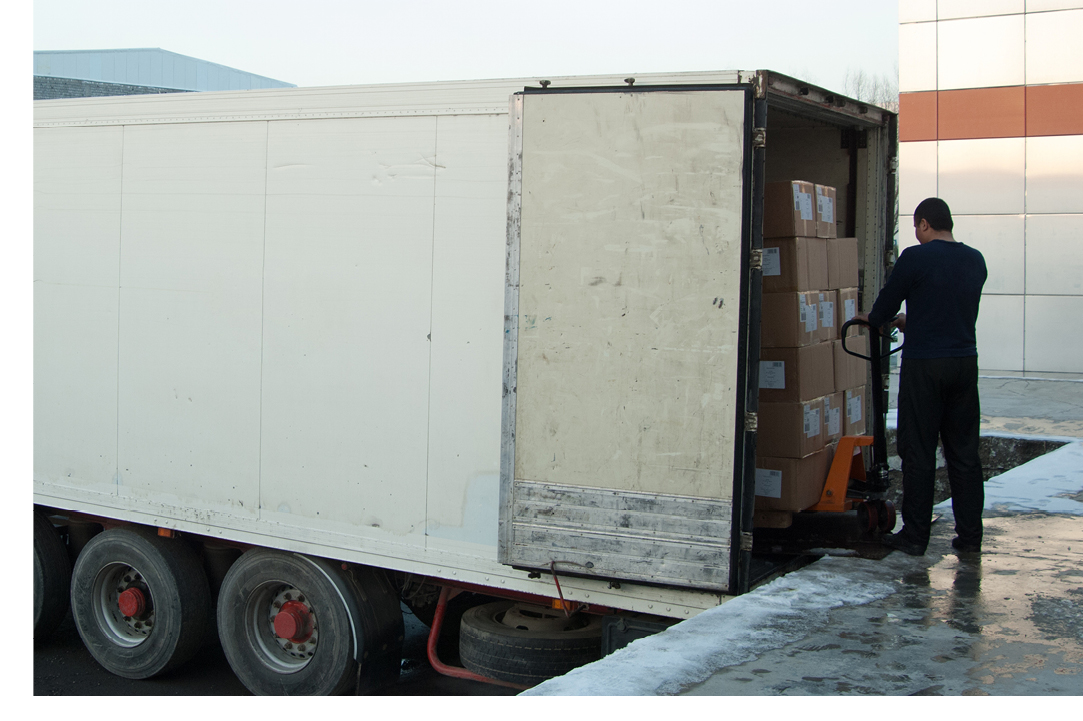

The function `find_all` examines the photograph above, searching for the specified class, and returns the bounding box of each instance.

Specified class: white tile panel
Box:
[900,0,938,22]
[1026,1,1083,12]
[900,22,939,91]
[976,294,1024,370]
[899,141,939,224]
[938,138,1026,214]
[117,121,267,517]
[1025,215,1083,295]
[259,116,436,540]
[425,113,509,550]
[937,14,1025,89]
[1026,135,1083,214]
[938,0,1024,19]
[1025,295,1083,372]
[953,215,1025,294]
[1025,9,1083,85]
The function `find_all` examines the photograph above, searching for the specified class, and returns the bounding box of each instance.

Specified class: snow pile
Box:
[522,556,900,696]
[937,439,1083,516]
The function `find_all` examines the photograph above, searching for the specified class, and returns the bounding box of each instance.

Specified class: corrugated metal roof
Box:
[33,48,295,91]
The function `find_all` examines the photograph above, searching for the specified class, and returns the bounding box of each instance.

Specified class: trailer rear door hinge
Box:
[744,411,758,432]
[750,248,763,271]
[740,532,754,552]
[752,127,767,149]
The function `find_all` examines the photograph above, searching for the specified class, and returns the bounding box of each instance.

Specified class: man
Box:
[857,198,988,556]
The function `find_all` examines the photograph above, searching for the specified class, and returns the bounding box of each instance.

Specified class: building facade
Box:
[898,0,1083,374]
[34,48,294,100]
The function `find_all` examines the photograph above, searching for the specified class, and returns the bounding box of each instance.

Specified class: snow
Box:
[523,440,1083,696]
[937,439,1083,516]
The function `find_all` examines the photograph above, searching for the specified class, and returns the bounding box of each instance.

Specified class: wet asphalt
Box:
[685,512,1083,695]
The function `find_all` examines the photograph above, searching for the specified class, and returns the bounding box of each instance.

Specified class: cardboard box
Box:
[757,397,825,458]
[761,237,829,292]
[758,342,834,403]
[827,237,859,289]
[764,180,816,238]
[814,184,837,238]
[836,287,860,330]
[814,290,838,342]
[761,291,822,348]
[823,391,844,444]
[832,335,869,392]
[845,386,868,436]
[754,448,830,511]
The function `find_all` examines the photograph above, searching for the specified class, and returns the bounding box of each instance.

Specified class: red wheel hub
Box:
[273,601,313,643]
[118,587,146,618]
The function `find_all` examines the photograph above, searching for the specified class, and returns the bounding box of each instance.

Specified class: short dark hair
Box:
[914,197,953,232]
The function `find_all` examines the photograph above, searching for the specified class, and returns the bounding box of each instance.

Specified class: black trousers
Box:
[896,355,984,549]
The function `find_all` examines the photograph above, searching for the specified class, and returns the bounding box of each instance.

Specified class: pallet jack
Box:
[805,318,902,533]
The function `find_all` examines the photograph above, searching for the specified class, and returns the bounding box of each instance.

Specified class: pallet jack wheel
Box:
[876,500,897,533]
[856,501,878,534]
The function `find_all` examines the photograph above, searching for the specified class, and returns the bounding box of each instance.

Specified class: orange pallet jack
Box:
[805,318,900,534]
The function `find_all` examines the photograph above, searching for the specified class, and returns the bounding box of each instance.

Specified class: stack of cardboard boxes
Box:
[754,181,870,528]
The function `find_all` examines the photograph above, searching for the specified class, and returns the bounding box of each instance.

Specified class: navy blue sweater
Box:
[868,239,987,359]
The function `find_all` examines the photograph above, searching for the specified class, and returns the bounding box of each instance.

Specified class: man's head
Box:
[913,197,953,244]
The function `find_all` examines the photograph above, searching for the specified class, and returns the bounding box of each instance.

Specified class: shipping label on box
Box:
[803,402,821,438]
[823,391,843,443]
[846,387,867,436]
[759,360,785,389]
[762,292,822,348]
[801,297,819,334]
[763,246,781,277]
[755,468,783,498]
[837,287,859,330]
[814,184,837,239]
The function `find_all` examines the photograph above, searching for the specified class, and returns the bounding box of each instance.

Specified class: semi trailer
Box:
[33,69,897,694]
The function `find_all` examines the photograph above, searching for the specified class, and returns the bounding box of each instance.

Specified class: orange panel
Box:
[938,86,1025,140]
[899,92,938,142]
[1027,83,1083,137]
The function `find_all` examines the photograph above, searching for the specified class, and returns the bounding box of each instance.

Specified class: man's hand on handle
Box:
[855,312,906,333]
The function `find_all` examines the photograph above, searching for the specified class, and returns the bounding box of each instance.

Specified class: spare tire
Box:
[459,601,602,686]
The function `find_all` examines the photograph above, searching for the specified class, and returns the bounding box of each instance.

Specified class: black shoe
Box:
[951,537,981,555]
[882,532,926,556]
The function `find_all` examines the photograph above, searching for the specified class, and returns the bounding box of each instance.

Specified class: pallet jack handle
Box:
[840,318,903,493]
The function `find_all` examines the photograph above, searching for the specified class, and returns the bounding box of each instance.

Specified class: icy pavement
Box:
[524,441,1083,696]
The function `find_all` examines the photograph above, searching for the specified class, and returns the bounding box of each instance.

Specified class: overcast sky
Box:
[31,0,899,91]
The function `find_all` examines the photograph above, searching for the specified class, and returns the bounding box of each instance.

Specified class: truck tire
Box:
[34,510,72,641]
[217,550,403,696]
[70,527,212,679]
[459,601,603,686]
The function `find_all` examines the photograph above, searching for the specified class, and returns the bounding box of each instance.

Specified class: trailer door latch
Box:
[740,532,754,551]
[752,127,767,149]
[744,411,758,432]
[750,248,763,271]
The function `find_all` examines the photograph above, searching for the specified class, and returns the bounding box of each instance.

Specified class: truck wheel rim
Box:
[92,563,155,647]
[245,581,319,673]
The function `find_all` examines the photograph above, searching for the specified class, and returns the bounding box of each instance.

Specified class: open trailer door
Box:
[499,84,761,594]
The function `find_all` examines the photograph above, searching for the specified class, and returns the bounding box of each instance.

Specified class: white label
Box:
[803,302,818,333]
[803,405,821,438]
[759,360,785,389]
[829,407,841,436]
[763,247,781,277]
[847,392,863,423]
[844,298,857,322]
[821,301,835,328]
[795,190,814,221]
[756,468,783,498]
[817,190,835,224]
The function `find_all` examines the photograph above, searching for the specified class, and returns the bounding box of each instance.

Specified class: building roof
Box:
[33,48,295,92]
